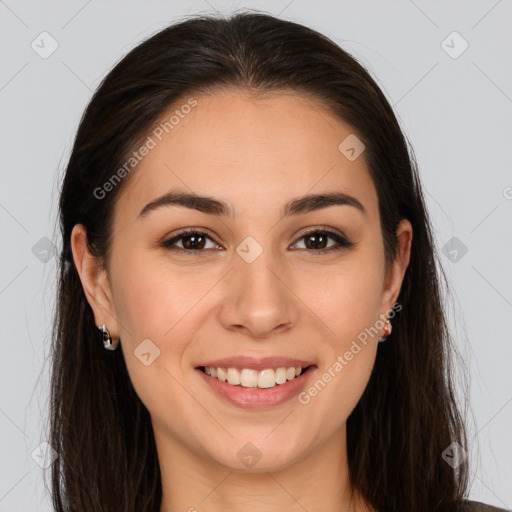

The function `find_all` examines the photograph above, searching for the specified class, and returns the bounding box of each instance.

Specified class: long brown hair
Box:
[49,10,470,511]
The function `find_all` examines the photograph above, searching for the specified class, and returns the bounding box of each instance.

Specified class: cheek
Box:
[111,258,201,416]
[112,250,213,342]
[295,253,383,406]
[298,253,385,345]
[110,251,220,388]
[296,257,383,431]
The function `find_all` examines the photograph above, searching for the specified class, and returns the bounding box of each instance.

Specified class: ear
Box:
[380,218,413,311]
[71,224,119,340]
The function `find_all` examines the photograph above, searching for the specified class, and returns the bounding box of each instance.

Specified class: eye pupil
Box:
[183,234,206,250]
[306,233,328,250]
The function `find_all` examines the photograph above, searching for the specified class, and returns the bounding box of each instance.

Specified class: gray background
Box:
[1,0,511,510]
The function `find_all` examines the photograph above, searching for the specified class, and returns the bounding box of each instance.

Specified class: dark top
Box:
[462,499,510,511]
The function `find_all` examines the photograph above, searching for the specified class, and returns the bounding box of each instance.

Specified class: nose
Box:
[217,247,299,339]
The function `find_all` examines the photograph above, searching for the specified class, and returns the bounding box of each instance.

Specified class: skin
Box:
[72,88,412,512]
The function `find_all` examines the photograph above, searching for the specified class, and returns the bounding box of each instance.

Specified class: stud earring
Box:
[98,323,119,351]
[378,318,392,343]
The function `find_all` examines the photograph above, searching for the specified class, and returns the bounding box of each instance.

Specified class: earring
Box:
[98,323,119,351]
[378,318,392,343]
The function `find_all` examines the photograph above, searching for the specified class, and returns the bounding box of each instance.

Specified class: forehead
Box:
[113,88,378,224]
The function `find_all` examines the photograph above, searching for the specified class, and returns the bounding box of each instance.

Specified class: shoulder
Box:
[461,499,510,512]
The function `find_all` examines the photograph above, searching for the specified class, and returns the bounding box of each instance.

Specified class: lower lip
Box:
[195,366,317,410]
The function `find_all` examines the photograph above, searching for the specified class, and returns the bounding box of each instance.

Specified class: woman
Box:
[49,11,508,512]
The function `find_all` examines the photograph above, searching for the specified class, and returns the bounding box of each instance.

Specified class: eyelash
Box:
[160,227,355,256]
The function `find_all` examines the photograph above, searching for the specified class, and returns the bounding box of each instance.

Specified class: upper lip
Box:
[197,356,316,371]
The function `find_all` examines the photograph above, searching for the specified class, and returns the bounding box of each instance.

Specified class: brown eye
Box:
[291,229,354,254]
[303,232,330,250]
[161,228,355,255]
[161,230,220,253]
[179,233,207,250]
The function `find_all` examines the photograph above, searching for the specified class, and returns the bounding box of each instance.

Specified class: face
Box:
[73,88,412,473]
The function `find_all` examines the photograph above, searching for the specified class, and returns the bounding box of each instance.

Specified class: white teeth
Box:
[258,369,276,389]
[217,367,227,382]
[227,368,241,385]
[202,365,305,389]
[275,367,287,384]
[240,369,258,387]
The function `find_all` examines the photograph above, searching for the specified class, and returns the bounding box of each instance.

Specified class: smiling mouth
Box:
[197,364,315,389]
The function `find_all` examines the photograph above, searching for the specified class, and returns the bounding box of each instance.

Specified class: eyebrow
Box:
[137,190,366,220]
